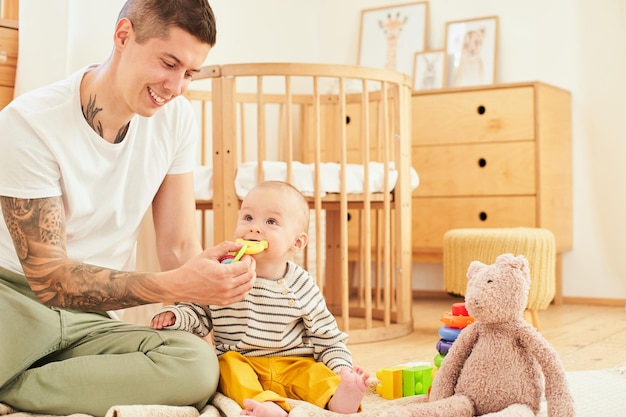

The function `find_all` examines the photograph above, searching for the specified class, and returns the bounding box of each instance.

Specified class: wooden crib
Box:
[185,63,414,343]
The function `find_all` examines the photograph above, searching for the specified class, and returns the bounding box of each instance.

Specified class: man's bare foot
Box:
[327,366,370,414]
[241,399,288,417]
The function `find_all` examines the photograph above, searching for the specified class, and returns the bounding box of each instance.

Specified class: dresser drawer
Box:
[412,196,536,249]
[413,141,535,196]
[0,25,18,87]
[412,86,535,145]
[0,85,13,109]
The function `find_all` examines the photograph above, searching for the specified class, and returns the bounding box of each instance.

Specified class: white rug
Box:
[535,364,626,417]
[1,364,625,417]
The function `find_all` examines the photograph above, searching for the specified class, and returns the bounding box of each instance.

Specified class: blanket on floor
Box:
[2,364,625,417]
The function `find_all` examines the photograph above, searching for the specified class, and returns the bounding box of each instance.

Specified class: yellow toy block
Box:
[375,366,404,400]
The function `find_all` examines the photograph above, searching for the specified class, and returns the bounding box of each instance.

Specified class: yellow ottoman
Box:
[443,227,556,329]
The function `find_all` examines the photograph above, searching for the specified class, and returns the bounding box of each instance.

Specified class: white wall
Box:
[15,0,626,300]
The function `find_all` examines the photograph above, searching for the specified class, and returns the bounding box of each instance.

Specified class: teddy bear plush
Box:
[390,253,575,417]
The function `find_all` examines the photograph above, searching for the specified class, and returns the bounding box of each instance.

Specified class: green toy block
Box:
[402,365,433,396]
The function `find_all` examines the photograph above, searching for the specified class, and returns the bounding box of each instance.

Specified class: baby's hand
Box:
[151,311,176,329]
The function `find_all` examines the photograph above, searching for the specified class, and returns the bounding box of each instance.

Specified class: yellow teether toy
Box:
[235,238,268,255]
[220,239,268,264]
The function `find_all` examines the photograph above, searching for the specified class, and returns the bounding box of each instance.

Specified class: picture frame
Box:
[444,16,499,88]
[358,2,429,77]
[412,49,445,91]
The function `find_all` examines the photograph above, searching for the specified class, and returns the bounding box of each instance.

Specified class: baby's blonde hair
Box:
[254,181,309,233]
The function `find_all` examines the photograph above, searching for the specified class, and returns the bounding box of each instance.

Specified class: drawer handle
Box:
[345,115,351,124]
[479,211,488,221]
[0,50,7,64]
[476,105,486,115]
[478,158,487,168]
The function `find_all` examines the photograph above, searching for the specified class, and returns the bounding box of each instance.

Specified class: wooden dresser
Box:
[0,18,18,110]
[410,82,572,275]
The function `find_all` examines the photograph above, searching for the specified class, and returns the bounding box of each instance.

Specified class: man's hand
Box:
[171,240,256,306]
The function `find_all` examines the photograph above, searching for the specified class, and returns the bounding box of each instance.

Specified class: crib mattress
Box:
[193,161,419,201]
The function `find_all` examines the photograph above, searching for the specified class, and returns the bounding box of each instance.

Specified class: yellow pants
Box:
[218,351,340,412]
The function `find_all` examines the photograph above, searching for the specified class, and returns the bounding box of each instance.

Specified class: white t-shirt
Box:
[0,66,198,274]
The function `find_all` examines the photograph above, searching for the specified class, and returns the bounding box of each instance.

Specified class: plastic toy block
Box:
[375,366,404,400]
[402,365,433,396]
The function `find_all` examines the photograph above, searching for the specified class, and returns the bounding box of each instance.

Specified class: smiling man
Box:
[0,1,257,416]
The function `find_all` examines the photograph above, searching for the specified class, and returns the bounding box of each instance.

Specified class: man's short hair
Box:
[118,0,216,46]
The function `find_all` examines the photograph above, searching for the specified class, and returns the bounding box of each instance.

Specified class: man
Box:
[0,1,255,415]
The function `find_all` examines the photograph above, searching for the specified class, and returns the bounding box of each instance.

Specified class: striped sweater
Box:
[159,261,353,372]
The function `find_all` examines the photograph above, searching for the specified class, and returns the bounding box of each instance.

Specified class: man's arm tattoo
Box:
[1,196,161,310]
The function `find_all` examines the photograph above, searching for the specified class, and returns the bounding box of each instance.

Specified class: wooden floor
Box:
[347,295,626,373]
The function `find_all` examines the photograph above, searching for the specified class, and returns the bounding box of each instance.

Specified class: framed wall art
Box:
[358,2,429,77]
[444,16,499,88]
[412,49,445,91]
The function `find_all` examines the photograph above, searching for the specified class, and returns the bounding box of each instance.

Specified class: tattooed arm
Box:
[0,195,256,312]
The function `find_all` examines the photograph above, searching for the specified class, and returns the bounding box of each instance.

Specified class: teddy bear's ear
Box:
[496,253,515,265]
[496,253,529,271]
[466,260,485,279]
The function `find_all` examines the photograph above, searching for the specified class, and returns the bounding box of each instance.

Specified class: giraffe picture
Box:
[358,2,428,77]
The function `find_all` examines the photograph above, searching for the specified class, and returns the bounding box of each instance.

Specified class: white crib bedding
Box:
[193,160,420,201]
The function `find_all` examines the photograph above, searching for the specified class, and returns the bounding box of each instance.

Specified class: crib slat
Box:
[338,77,350,332]
[284,76,293,184]
[381,81,392,327]
[312,76,324,291]
[256,76,265,182]
[211,75,238,243]
[360,79,373,330]
[239,102,247,164]
[395,79,414,325]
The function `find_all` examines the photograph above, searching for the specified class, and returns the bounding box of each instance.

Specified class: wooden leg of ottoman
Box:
[554,253,563,305]
[524,309,541,330]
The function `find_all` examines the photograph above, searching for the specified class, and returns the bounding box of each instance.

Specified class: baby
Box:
[152,180,369,417]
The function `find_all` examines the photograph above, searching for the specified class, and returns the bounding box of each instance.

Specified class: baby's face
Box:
[234,187,304,261]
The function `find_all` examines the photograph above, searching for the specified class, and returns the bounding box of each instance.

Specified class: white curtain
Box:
[15,0,124,97]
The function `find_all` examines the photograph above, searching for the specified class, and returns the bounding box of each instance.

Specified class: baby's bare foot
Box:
[327,366,369,414]
[241,399,288,417]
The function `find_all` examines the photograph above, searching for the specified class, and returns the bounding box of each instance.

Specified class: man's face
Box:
[117,25,211,117]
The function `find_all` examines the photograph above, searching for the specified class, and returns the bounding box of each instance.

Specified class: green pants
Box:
[0,267,219,417]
